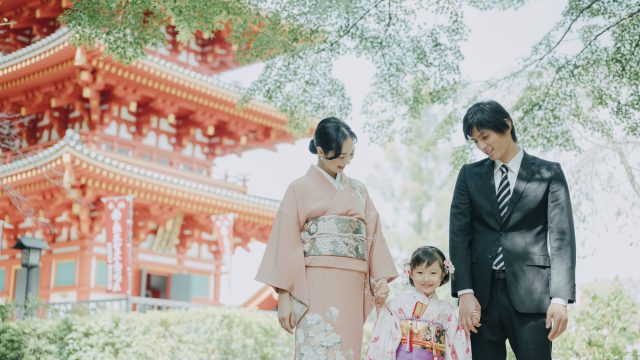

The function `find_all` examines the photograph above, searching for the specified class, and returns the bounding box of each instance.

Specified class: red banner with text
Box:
[102,196,133,294]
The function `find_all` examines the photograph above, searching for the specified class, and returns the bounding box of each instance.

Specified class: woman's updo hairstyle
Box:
[308,117,357,160]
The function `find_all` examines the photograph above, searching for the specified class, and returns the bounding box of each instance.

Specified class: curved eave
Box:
[140,55,287,131]
[0,27,72,75]
[0,27,292,134]
[0,130,280,215]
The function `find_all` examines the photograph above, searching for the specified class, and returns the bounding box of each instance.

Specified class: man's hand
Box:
[277,290,296,334]
[546,303,568,340]
[459,293,482,335]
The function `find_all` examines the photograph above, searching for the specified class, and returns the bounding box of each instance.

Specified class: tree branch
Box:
[612,143,640,199]
[509,0,602,77]
[379,0,392,49]
[621,32,640,75]
[317,0,386,53]
[533,0,601,66]
[573,128,640,199]
[527,6,640,114]
[573,7,640,61]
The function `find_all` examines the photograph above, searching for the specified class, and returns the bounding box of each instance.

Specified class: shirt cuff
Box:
[550,297,567,306]
[458,289,474,296]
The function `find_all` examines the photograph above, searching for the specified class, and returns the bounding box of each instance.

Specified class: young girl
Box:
[367,246,472,360]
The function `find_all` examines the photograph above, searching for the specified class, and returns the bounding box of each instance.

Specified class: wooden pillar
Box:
[213,256,221,305]
[75,241,94,301]
[39,250,54,302]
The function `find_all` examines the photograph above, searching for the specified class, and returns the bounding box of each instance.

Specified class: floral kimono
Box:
[367,289,472,360]
[256,165,398,359]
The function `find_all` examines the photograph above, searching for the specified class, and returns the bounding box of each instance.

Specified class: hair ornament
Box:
[444,260,455,275]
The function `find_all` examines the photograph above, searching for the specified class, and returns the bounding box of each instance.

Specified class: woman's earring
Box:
[319,156,324,160]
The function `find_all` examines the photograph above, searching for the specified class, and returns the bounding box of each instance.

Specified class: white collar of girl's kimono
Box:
[311,164,344,190]
[411,287,439,303]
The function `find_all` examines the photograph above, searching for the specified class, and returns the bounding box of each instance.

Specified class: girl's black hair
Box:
[409,246,450,286]
[308,117,357,160]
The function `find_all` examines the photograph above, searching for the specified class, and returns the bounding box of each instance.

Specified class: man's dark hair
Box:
[463,100,517,142]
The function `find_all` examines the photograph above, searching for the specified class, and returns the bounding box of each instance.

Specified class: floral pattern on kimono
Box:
[295,307,355,360]
[366,289,472,360]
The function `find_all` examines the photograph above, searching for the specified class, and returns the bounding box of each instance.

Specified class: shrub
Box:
[0,308,293,360]
[554,282,640,360]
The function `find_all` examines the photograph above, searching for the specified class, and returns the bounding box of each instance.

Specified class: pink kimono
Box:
[367,289,472,360]
[256,166,398,359]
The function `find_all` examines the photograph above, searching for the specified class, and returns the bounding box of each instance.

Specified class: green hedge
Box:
[0,308,293,360]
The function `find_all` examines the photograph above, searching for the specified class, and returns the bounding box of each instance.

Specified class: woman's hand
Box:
[277,289,296,334]
[371,277,389,310]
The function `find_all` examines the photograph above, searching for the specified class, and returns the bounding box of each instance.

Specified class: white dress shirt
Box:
[494,147,524,194]
[458,148,566,306]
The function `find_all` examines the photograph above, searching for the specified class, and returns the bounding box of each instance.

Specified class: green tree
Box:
[509,0,640,147]
[61,1,640,150]
[503,0,640,205]
[60,0,527,135]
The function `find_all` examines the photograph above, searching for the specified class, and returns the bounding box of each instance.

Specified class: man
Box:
[449,100,576,360]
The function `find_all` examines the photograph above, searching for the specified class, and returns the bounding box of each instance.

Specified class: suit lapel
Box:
[482,160,501,225]
[503,152,535,222]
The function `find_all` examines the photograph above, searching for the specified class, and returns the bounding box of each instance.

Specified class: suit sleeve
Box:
[449,165,474,297]
[547,163,577,303]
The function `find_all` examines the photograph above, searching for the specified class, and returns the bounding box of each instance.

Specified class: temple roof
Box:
[0,129,280,211]
[0,26,238,92]
[0,27,288,130]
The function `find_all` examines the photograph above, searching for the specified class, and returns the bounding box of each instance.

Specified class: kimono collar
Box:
[311,165,344,190]
[411,287,439,303]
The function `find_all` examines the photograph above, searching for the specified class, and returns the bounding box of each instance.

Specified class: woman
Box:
[256,117,398,359]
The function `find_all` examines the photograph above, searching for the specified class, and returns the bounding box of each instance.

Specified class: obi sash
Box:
[399,302,445,358]
[400,320,446,357]
[301,215,367,261]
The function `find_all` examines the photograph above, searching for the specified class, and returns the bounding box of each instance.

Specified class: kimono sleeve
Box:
[364,188,398,282]
[444,304,472,360]
[366,301,402,360]
[255,184,309,310]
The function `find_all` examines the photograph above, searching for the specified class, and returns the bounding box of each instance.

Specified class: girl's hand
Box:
[277,290,296,334]
[472,305,481,325]
[371,277,389,309]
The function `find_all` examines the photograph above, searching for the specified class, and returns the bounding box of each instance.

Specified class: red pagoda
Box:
[0,1,287,308]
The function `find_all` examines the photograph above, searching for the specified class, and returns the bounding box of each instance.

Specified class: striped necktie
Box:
[493,164,510,270]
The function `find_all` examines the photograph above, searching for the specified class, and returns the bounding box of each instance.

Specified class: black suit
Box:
[449,151,576,359]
